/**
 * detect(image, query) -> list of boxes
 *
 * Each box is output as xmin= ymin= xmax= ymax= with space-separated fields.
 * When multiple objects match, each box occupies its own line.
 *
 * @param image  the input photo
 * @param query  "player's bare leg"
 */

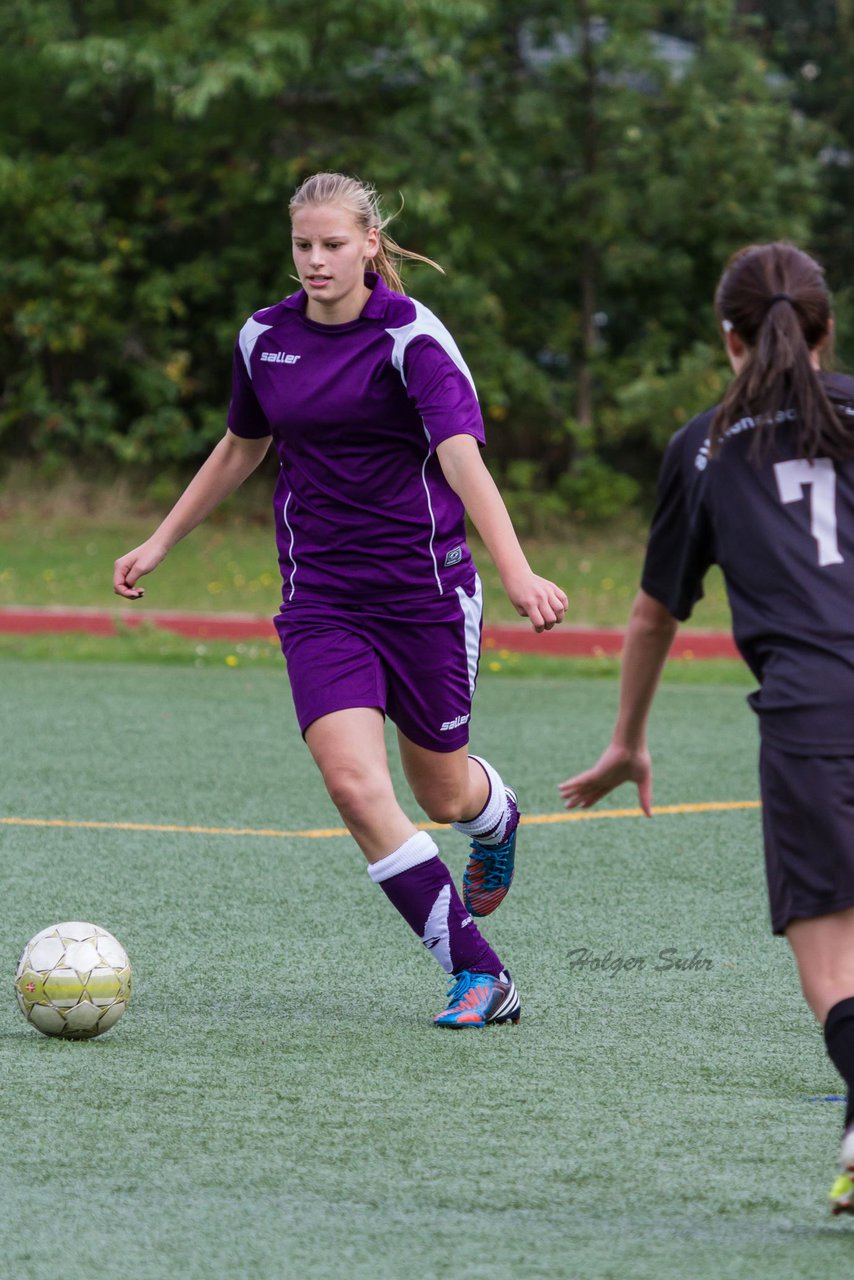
xmin=786 ymin=908 xmax=854 ymax=1022
xmin=305 ymin=707 xmax=414 ymax=861
xmin=787 ymin=907 xmax=854 ymax=1212
xmin=395 ymin=737 xmax=488 ymax=825
xmin=304 ymin=709 xmax=515 ymax=1022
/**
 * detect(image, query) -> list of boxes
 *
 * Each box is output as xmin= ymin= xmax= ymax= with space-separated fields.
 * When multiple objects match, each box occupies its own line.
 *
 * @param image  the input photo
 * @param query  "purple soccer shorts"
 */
xmin=274 ymin=576 xmax=483 ymax=752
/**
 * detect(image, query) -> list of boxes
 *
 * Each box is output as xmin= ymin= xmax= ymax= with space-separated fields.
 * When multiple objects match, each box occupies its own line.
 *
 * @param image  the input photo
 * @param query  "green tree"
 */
xmin=448 ymin=0 xmax=827 ymax=506
xmin=738 ymin=0 xmax=854 ymax=367
xmin=0 ymin=0 xmax=833 ymax=521
xmin=0 ymin=0 xmax=486 ymax=467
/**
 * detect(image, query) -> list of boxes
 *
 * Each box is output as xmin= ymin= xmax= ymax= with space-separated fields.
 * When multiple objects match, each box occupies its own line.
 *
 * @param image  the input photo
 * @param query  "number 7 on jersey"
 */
xmin=773 ymin=457 xmax=844 ymax=567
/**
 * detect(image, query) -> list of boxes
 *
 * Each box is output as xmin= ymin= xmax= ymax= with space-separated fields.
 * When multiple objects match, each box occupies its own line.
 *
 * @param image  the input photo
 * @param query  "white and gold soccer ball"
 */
xmin=15 ymin=922 xmax=132 ymax=1039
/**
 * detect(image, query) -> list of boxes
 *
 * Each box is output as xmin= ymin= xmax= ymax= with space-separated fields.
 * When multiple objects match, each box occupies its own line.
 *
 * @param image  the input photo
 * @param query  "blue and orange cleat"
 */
xmin=462 ymin=789 xmax=519 ymax=917
xmin=433 ymin=969 xmax=520 ymax=1029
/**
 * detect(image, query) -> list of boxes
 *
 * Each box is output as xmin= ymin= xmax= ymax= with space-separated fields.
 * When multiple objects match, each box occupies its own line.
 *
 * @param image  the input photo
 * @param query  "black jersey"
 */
xmin=641 ymin=372 xmax=854 ymax=754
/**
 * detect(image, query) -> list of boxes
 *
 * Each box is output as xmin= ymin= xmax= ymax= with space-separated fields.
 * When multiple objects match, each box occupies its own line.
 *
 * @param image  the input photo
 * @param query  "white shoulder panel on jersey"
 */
xmin=385 ymin=299 xmax=477 ymax=396
xmin=238 ymin=316 xmax=273 ymax=379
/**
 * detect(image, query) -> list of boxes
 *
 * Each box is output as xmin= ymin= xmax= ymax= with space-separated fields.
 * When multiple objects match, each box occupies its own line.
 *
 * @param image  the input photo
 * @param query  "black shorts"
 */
xmin=760 ymin=741 xmax=854 ymax=934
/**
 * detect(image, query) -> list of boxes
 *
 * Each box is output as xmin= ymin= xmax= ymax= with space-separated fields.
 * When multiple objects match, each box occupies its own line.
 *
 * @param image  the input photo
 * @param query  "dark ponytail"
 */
xmin=709 ymin=243 xmax=850 ymax=460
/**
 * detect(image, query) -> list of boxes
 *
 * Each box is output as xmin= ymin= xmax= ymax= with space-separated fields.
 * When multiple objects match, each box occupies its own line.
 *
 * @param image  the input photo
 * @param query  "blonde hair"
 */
xmin=288 ymin=172 xmax=444 ymax=293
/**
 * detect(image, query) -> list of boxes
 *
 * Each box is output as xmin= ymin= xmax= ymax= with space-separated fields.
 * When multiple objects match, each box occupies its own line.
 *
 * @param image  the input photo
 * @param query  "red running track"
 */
xmin=0 ymin=606 xmax=739 ymax=659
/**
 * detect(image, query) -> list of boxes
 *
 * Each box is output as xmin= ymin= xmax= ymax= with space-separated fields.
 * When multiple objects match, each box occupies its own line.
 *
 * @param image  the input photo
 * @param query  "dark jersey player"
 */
xmin=114 ymin=172 xmax=568 ymax=1028
xmin=559 ymin=242 xmax=854 ymax=1213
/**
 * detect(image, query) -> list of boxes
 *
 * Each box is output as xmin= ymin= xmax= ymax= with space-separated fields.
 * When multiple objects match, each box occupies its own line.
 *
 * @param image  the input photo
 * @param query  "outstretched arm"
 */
xmin=436 ymin=434 xmax=568 ymax=632
xmin=113 ymin=430 xmax=271 ymax=599
xmin=558 ymin=589 xmax=678 ymax=816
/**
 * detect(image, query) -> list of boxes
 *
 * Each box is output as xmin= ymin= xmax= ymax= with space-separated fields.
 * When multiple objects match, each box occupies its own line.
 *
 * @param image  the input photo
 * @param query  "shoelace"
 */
xmin=444 ymin=970 xmax=488 ymax=1003
xmin=468 ymin=838 xmax=514 ymax=889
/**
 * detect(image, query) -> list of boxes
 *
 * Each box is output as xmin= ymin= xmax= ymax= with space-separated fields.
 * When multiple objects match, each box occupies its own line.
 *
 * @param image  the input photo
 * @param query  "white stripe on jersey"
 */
xmin=455 ymin=574 xmax=483 ymax=697
xmin=420 ymin=427 xmax=444 ymax=595
xmin=385 ymin=299 xmax=478 ymax=394
xmin=281 ymin=491 xmax=298 ymax=601
xmin=239 ymin=317 xmax=273 ymax=378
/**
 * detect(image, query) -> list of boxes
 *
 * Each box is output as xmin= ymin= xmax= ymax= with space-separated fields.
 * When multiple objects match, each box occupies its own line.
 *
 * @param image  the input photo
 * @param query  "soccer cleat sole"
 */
xmin=434 ymin=1010 xmax=521 ymax=1030
xmin=465 ymin=886 xmax=512 ymax=918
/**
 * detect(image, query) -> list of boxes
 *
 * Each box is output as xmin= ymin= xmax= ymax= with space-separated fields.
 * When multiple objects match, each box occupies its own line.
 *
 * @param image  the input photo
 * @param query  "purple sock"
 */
xmin=368 ymin=832 xmax=504 ymax=977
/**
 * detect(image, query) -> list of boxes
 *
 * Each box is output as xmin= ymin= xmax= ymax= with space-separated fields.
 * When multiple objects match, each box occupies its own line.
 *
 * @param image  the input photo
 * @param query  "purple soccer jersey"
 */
xmin=227 ymin=272 xmax=486 ymax=602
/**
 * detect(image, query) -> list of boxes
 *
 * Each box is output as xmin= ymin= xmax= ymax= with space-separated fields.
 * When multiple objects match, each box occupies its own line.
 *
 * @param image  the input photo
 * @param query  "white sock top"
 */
xmin=452 ymin=755 xmax=509 ymax=841
xmin=367 ymin=830 xmax=439 ymax=884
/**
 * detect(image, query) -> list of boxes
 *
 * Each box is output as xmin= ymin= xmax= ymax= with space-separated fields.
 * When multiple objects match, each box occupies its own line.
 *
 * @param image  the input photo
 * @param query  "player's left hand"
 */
xmin=507 ymin=574 xmax=568 ymax=632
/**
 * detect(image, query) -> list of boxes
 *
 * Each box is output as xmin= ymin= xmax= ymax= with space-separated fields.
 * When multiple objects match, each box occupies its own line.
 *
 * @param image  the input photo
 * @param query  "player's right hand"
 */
xmin=505 ymin=571 xmax=568 ymax=633
xmin=113 ymin=540 xmax=168 ymax=599
xmin=558 ymin=742 xmax=653 ymax=817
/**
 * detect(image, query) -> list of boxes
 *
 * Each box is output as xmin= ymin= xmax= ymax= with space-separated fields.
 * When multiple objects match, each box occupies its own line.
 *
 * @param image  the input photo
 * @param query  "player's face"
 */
xmin=291 ymin=204 xmax=379 ymax=323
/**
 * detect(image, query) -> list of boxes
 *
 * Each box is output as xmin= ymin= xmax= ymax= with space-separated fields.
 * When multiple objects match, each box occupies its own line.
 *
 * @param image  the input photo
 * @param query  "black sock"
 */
xmin=824 ymin=997 xmax=854 ymax=1130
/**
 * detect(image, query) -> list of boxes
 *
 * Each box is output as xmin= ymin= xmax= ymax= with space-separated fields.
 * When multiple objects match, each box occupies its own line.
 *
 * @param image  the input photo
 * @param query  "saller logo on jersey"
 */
xmin=260 ymin=352 xmax=301 ymax=364
xmin=440 ymin=714 xmax=470 ymax=732
xmin=444 ymin=546 xmax=463 ymax=567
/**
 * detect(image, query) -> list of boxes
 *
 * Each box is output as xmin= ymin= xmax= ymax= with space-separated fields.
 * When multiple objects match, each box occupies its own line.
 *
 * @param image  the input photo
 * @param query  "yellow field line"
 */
xmin=0 ymin=800 xmax=760 ymax=842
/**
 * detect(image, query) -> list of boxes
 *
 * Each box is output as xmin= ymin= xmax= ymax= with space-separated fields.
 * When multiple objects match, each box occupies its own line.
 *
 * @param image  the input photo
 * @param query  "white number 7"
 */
xmin=773 ymin=458 xmax=844 ymax=567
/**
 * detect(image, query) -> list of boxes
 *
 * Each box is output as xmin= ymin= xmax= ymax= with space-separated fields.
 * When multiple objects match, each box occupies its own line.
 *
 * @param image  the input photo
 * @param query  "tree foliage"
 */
xmin=0 ymin=0 xmax=841 ymax=516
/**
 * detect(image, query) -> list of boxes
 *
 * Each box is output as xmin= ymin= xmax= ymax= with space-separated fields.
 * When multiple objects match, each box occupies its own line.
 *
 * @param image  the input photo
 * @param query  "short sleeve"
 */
xmin=227 ymin=340 xmax=271 ymax=439
xmin=402 ymin=336 xmax=486 ymax=451
xmin=641 ymin=427 xmax=716 ymax=621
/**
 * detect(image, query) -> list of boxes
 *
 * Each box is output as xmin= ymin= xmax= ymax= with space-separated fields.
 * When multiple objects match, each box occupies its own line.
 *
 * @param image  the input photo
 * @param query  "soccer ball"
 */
xmin=15 ymin=922 xmax=132 ymax=1039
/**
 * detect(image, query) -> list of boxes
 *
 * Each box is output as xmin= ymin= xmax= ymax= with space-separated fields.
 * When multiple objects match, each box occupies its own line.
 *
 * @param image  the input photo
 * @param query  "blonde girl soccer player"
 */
xmin=560 ymin=242 xmax=854 ymax=1210
xmin=114 ymin=172 xmax=567 ymax=1028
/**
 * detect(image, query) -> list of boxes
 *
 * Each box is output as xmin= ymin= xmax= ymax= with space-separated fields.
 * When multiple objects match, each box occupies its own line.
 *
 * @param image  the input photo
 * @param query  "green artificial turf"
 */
xmin=1 ymin=664 xmax=848 ymax=1279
